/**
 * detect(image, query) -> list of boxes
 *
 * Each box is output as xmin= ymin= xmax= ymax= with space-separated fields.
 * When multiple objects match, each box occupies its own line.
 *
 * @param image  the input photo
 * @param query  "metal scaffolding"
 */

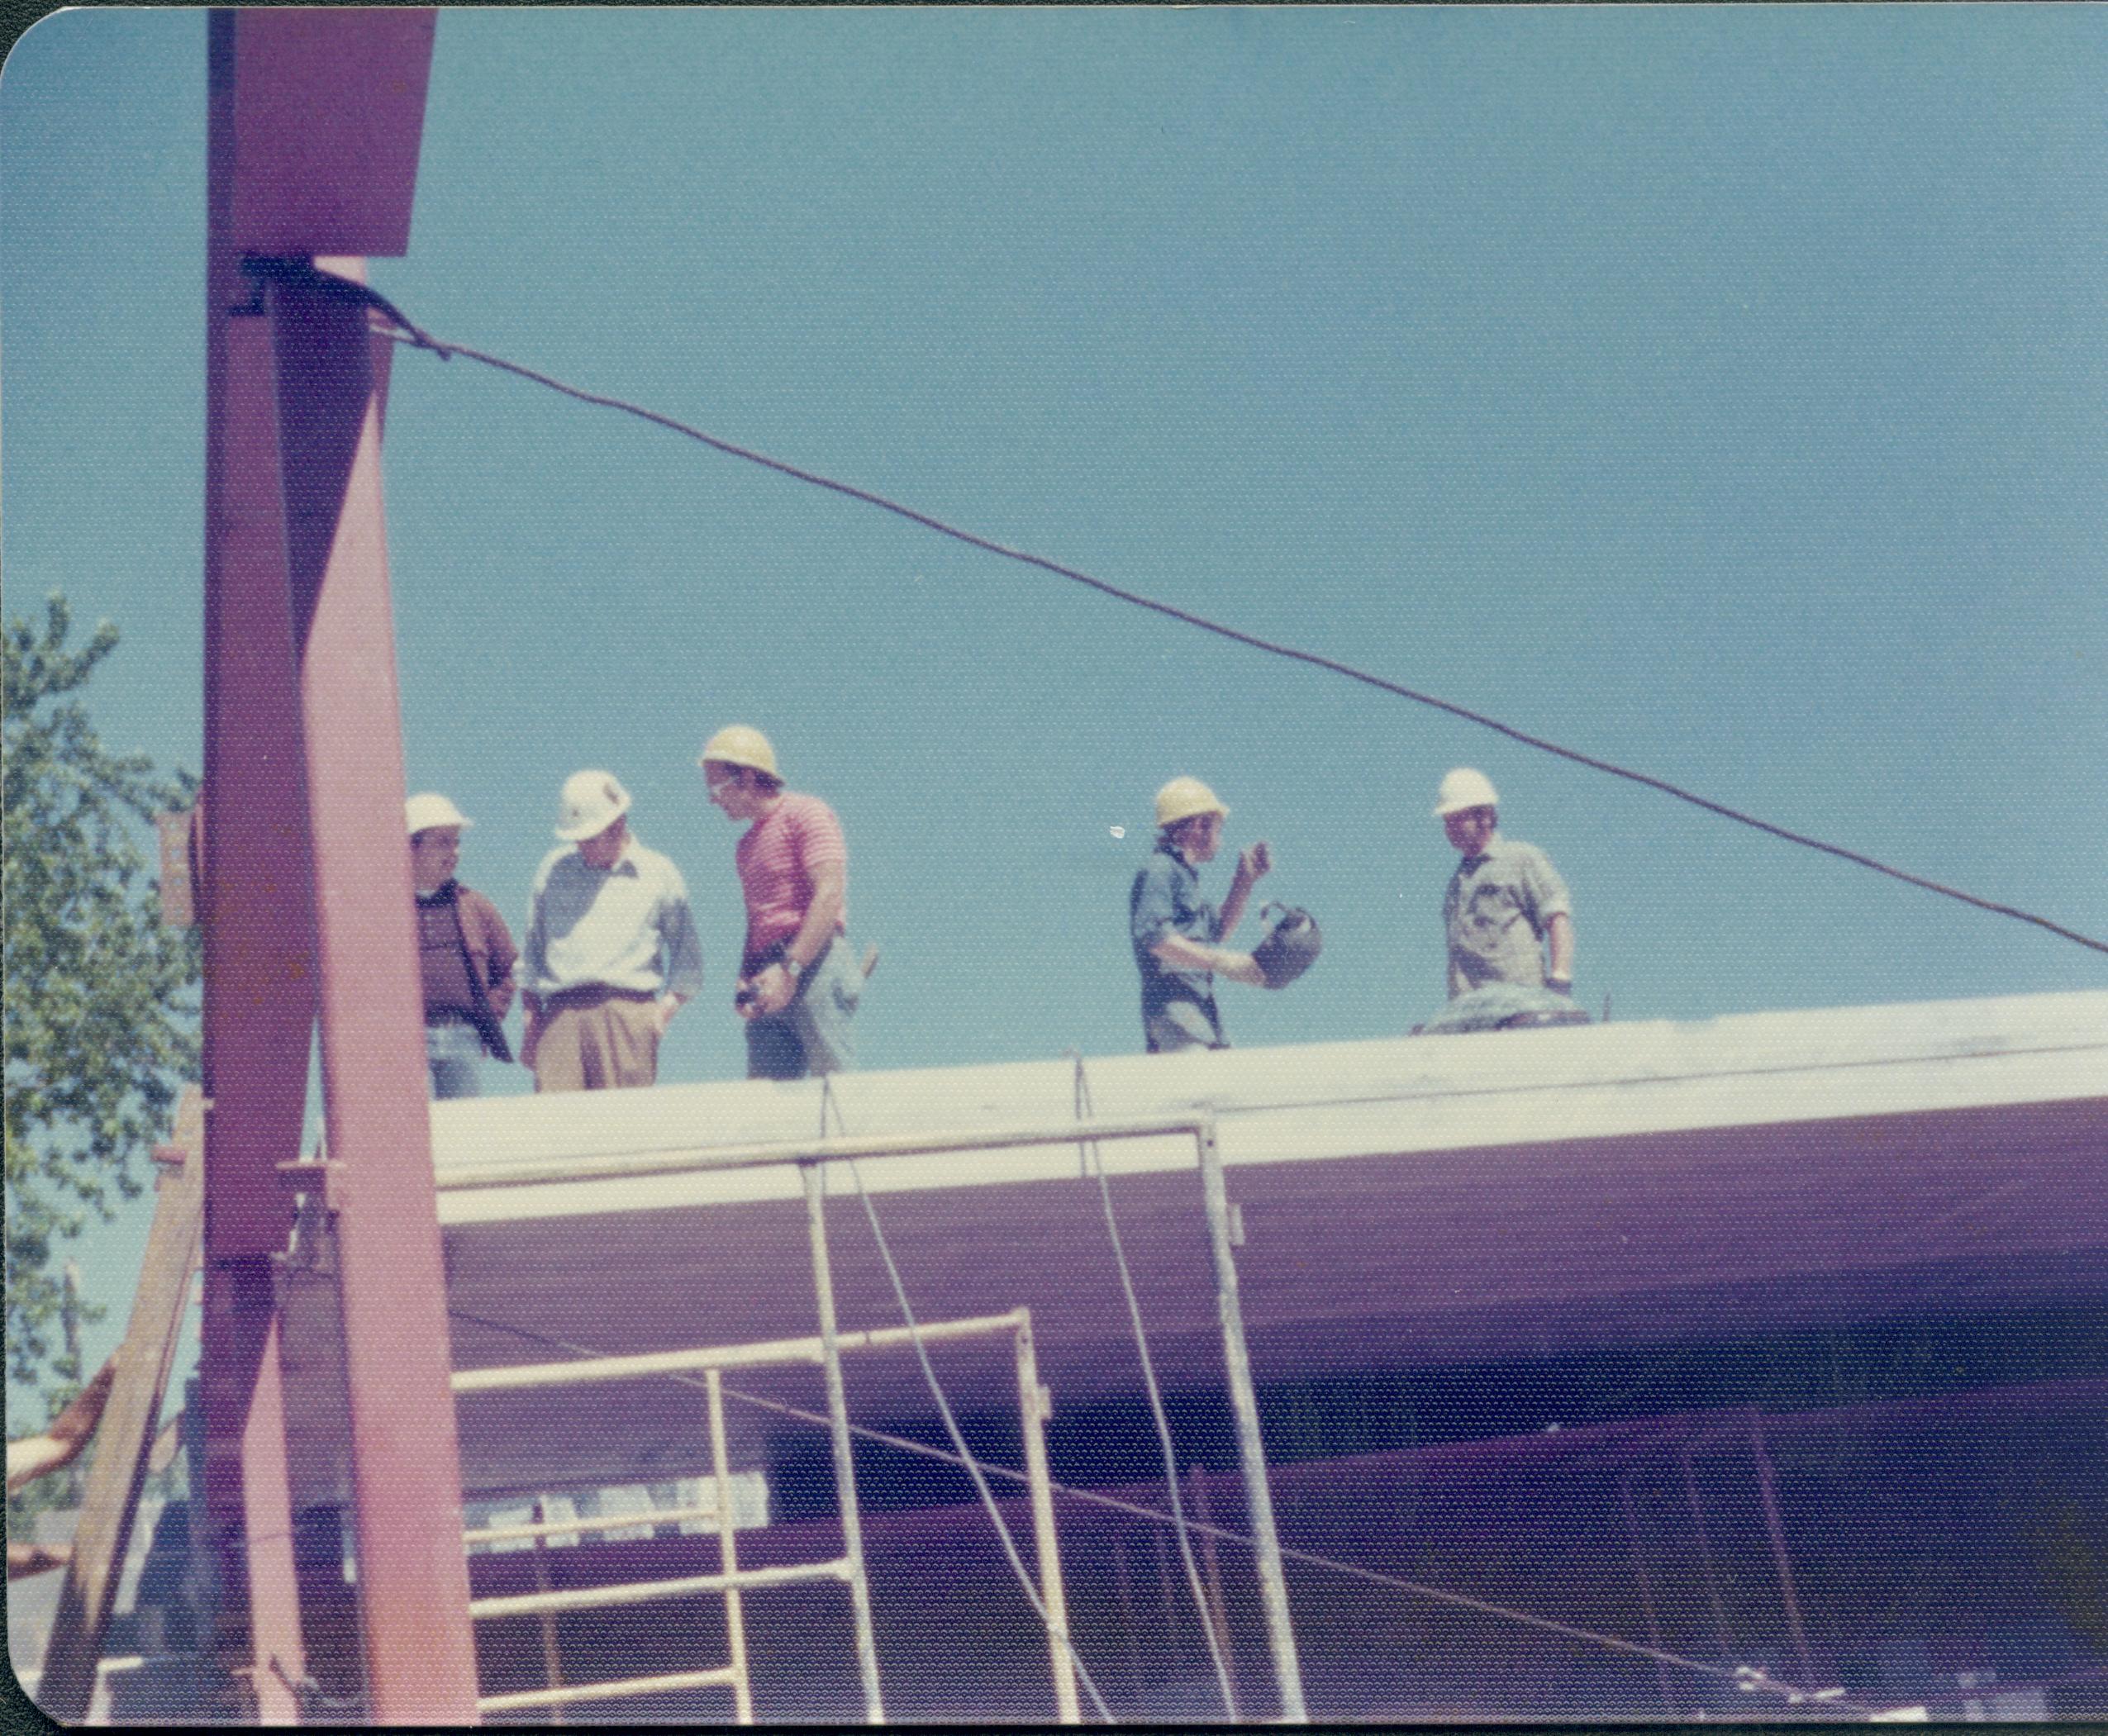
xmin=453 ymin=1308 xmax=1077 ymax=1723
xmin=430 ymin=1108 xmax=1310 ymax=1723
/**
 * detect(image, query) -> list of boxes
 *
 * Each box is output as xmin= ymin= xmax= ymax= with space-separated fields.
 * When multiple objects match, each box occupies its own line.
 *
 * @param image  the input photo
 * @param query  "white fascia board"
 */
xmin=431 ymin=991 xmax=2108 ymax=1227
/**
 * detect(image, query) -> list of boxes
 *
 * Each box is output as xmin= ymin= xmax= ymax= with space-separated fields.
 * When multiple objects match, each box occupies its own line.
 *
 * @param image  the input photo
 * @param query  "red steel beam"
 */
xmin=268 ymin=258 xmax=479 ymax=1723
xmin=225 ymin=8 xmax=435 ymax=255
xmin=202 ymin=9 xmax=475 ymax=1723
xmin=196 ymin=1263 xmax=304 ymax=1724
xmin=202 ymin=15 xmax=322 ymax=1723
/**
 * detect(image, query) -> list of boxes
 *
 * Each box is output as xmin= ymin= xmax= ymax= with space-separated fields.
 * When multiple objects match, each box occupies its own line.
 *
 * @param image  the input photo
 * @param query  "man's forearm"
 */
xmin=1547 ymin=913 xmax=1575 ymax=983
xmin=1153 ymin=934 xmax=1221 ymax=974
xmin=7 ymin=1436 xmax=69 ymax=1493
xmin=784 ymin=876 xmax=846 ymax=971
xmin=1152 ymin=933 xmax=1261 ymax=985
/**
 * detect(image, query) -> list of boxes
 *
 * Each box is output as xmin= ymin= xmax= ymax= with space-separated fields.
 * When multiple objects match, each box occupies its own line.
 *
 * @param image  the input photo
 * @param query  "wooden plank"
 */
xmin=35 ymin=1088 xmax=207 ymax=1723
xmin=153 ymin=806 xmax=199 ymax=929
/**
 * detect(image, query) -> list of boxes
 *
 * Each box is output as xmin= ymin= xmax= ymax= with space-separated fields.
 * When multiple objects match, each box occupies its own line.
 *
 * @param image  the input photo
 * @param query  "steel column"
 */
xmin=1617 ymin=1472 xmax=1679 ymax=1714
xmin=801 ymin=1163 xmax=886 ymax=1723
xmin=202 ymin=9 xmax=473 ymax=1721
xmin=265 ymin=259 xmax=478 ymax=1723
xmin=197 ymin=1264 xmax=307 ymax=1724
xmin=1677 ymin=1443 xmax=1738 ymax=1663
xmin=1194 ymin=1118 xmax=1308 ymax=1723
xmin=201 ymin=15 xmax=320 ymax=1716
xmin=1749 ymin=1408 xmax=1819 ymax=1686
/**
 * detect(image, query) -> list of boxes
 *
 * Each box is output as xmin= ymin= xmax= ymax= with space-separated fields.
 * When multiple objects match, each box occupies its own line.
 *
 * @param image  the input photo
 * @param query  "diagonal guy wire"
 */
xmin=361 ymin=310 xmax=2108 ymax=963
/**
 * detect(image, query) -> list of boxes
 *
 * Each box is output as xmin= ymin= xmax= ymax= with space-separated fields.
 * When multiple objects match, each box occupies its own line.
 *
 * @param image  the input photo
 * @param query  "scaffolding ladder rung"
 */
xmin=477 ymin=1666 xmax=740 ymax=1713
xmin=452 ymin=1309 xmax=1026 ymax=1393
xmin=464 ymin=1501 xmax=727 ymax=1548
xmin=470 ymin=1557 xmax=853 ymax=1621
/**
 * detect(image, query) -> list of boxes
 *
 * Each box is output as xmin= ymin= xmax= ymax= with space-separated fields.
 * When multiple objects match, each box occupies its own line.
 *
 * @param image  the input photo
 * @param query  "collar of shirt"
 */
xmin=1457 ymin=837 xmax=1504 ymax=873
xmin=582 ymin=836 xmax=643 ymax=876
xmin=416 ymin=879 xmax=459 ymax=906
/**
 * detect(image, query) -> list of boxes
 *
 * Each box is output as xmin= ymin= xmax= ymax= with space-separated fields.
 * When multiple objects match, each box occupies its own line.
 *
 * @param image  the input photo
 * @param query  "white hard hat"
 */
xmin=405 ymin=792 xmax=473 ymax=837
xmin=1155 ymin=777 xmax=1229 ymax=830
xmin=1433 ymin=767 xmax=1500 ymax=816
xmin=554 ymin=769 xmax=631 ymax=841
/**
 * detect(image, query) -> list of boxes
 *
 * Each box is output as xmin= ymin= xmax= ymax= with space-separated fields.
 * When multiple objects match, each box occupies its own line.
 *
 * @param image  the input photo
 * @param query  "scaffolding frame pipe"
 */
xmin=478 ymin=1667 xmax=740 ymax=1715
xmin=527 ymin=1496 xmax=568 ymax=1723
xmin=430 ymin=1112 xmax=1218 ymax=1193
xmin=469 ymin=1557 xmax=852 ymax=1622
xmin=451 ymin=1310 xmax=1030 ymax=1393
xmin=457 ymin=1306 xmax=1068 ymax=1721
xmin=707 ymin=1368 xmax=756 ymax=1724
xmin=1195 ymin=1118 xmax=1309 ymax=1723
xmin=441 ymin=1106 xmax=1296 ymax=1721
xmin=464 ymin=1504 xmax=731 ymax=1548
xmin=1013 ymin=1313 xmax=1082 ymax=1724
xmin=804 ymin=1163 xmax=887 ymax=1724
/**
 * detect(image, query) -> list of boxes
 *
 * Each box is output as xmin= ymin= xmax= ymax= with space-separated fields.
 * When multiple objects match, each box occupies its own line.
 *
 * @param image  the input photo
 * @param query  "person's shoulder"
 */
xmin=531 ymin=844 xmax=574 ymax=884
xmin=1135 ymin=843 xmax=1182 ymax=887
xmin=624 ymin=836 xmax=683 ymax=875
xmin=633 ymin=841 xmax=698 ymax=902
xmin=784 ymin=791 xmax=841 ymax=827
xmin=455 ymin=882 xmax=502 ymax=919
xmin=1496 ymin=837 xmax=1568 ymax=887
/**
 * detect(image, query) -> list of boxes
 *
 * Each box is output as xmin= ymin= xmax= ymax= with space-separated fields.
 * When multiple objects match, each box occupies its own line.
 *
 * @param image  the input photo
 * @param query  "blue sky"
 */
xmin=5 ymin=7 xmax=2105 ymax=1396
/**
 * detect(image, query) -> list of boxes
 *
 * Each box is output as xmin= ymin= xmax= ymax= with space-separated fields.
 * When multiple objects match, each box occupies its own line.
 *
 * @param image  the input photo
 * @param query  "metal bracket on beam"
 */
xmin=275 ymin=1158 xmax=345 ymax=1212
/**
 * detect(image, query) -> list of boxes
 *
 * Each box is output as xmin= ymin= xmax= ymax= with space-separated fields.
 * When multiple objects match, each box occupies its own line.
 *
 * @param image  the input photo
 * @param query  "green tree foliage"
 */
xmin=4 ymin=594 xmax=199 ymax=1399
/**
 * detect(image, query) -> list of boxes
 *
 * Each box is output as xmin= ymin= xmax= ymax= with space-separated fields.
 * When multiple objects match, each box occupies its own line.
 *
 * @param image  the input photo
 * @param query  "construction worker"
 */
xmin=407 ymin=792 xmax=518 ymax=1099
xmin=520 ymin=770 xmax=704 ymax=1092
xmin=1130 ymin=778 xmax=1272 ymax=1053
xmin=700 ymin=726 xmax=861 ymax=1080
xmin=1435 ymin=767 xmax=1575 ymax=1001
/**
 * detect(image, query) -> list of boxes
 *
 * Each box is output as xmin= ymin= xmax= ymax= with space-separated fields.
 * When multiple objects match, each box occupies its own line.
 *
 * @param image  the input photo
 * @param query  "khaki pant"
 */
xmin=533 ymin=988 xmax=661 ymax=1092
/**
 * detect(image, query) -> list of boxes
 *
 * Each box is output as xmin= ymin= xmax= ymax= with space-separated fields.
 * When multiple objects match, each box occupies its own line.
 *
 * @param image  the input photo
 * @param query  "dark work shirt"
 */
xmin=417 ymin=886 xmax=479 ymax=1020
xmin=416 ymin=881 xmax=518 ymax=1035
xmin=1130 ymin=841 xmax=1220 ymax=1019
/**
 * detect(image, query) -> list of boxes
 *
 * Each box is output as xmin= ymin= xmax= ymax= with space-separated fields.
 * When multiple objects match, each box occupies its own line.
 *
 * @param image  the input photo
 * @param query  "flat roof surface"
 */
xmin=283 ymin=992 xmax=2107 ymax=1503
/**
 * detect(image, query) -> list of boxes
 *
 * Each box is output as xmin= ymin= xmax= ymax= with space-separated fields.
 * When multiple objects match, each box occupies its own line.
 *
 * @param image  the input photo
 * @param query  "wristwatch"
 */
xmin=782 ymin=957 xmax=803 ymax=982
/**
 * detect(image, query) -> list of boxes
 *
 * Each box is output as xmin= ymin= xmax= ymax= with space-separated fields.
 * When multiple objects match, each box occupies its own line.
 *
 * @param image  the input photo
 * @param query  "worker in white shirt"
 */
xmin=520 ymin=770 xmax=704 ymax=1092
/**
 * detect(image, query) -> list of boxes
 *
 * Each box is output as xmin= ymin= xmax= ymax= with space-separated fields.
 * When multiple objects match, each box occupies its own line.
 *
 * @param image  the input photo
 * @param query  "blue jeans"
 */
xmin=745 ymin=936 xmax=860 ymax=1080
xmin=426 ymin=1020 xmax=484 ymax=1100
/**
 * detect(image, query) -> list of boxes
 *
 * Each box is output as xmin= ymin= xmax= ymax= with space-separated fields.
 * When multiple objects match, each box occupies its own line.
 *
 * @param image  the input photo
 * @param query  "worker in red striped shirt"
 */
xmin=699 ymin=726 xmax=861 ymax=1079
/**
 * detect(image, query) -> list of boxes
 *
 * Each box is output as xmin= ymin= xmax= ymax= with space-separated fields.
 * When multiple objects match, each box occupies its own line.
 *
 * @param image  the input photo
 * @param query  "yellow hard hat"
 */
xmin=1154 ymin=777 xmax=1228 ymax=830
xmin=697 ymin=725 xmax=779 ymax=779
